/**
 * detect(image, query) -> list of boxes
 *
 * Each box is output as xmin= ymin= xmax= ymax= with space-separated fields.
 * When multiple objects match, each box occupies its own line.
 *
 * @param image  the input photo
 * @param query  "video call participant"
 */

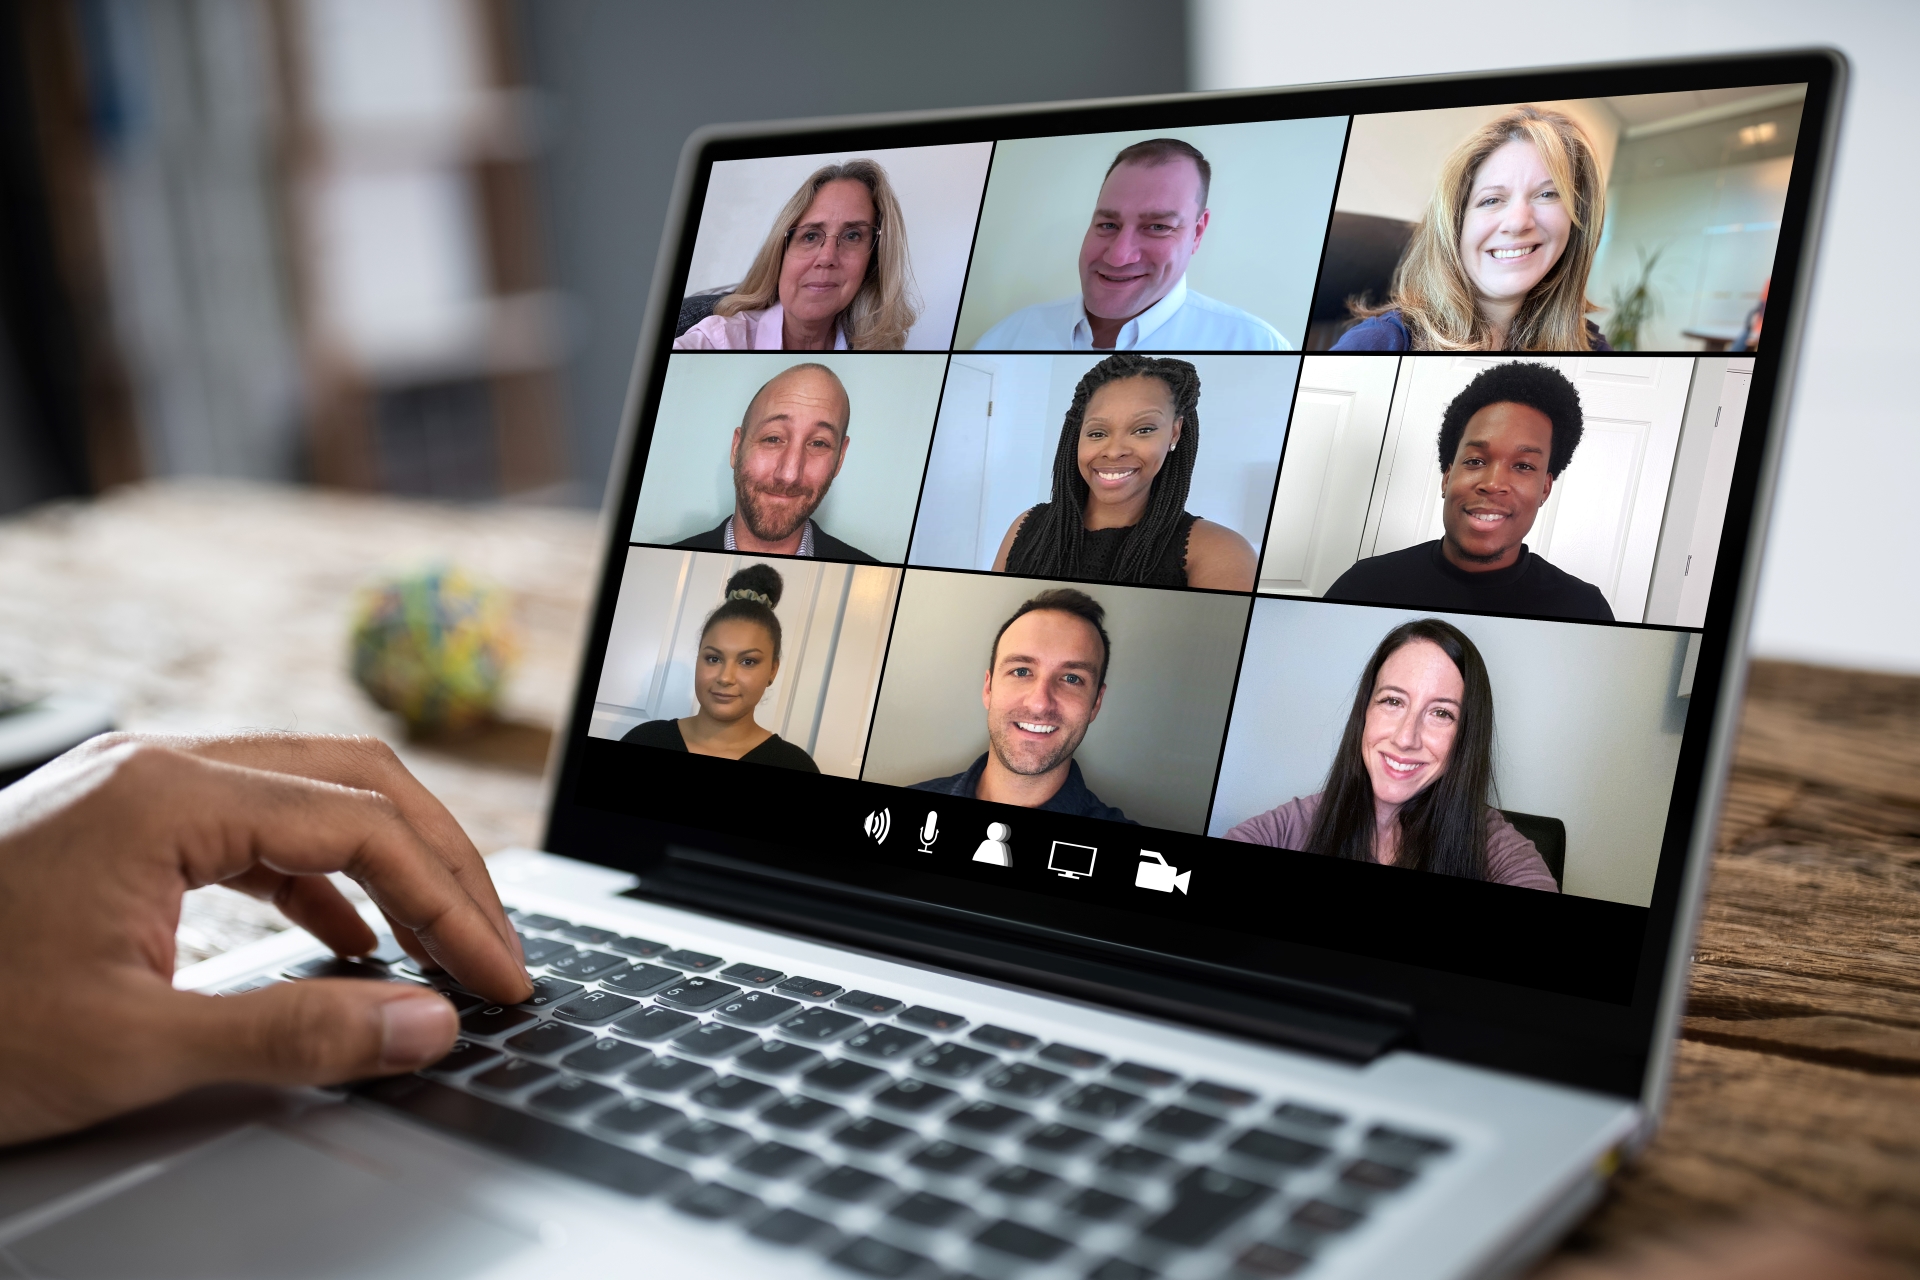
xmin=1333 ymin=107 xmax=1611 ymax=352
xmin=1324 ymin=362 xmax=1613 ymax=621
xmin=974 ymin=139 xmax=1288 ymax=352
xmin=911 ymin=588 xmax=1131 ymax=822
xmin=993 ymin=354 xmax=1256 ymax=590
xmin=1226 ymin=619 xmax=1556 ymax=890
xmin=621 ymin=565 xmax=819 ymax=772
xmin=675 ymin=159 xmax=920 ymax=351
xmin=673 ymin=362 xmax=877 ymax=562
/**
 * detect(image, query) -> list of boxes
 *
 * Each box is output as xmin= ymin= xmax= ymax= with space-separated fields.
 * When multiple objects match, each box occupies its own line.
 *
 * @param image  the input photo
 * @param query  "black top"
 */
xmin=1006 ymin=506 xmax=1196 ymax=586
xmin=620 ymin=718 xmax=820 ymax=773
xmin=671 ymin=518 xmax=879 ymax=564
xmin=910 ymin=753 xmax=1133 ymax=823
xmin=1324 ymin=540 xmax=1614 ymax=621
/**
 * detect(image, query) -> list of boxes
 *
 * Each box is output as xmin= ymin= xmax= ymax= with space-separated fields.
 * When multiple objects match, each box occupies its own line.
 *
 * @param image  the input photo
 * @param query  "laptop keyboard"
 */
xmin=260 ymin=908 xmax=1456 ymax=1279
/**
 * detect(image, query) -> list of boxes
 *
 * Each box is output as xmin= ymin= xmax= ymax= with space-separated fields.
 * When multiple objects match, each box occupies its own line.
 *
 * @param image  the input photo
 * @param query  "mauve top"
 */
xmin=1222 ymin=792 xmax=1559 ymax=892
xmin=1329 ymin=310 xmax=1613 ymax=352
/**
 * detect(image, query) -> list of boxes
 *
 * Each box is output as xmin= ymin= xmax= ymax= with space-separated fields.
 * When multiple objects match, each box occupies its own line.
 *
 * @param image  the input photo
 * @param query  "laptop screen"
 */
xmin=550 ymin=60 xmax=1833 ymax=1033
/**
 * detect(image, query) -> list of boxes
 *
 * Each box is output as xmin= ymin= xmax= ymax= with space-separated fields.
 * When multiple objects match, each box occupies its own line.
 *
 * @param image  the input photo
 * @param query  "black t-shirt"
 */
xmin=1324 ymin=541 xmax=1614 ymax=621
xmin=620 ymin=718 xmax=820 ymax=772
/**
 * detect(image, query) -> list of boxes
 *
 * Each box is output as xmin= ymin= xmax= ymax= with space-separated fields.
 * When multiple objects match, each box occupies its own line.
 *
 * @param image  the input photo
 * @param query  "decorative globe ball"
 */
xmin=349 ymin=566 xmax=517 ymax=736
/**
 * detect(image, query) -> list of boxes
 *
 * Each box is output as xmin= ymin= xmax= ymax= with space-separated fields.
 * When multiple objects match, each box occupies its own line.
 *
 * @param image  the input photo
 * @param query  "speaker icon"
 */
xmin=863 ymin=809 xmax=891 ymax=844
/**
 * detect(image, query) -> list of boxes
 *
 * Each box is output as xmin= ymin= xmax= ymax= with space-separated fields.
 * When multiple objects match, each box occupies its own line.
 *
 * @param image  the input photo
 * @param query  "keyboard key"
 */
xmin=429 ymin=988 xmax=485 ymax=1015
xmin=1038 ymin=1043 xmax=1108 ymax=1071
xmin=611 ymin=1006 xmax=698 ymax=1043
xmin=833 ymin=1116 xmax=913 ymax=1153
xmin=983 ymin=1062 xmax=1067 ymax=1099
xmin=983 ymin=1165 xmax=1059 ymax=1199
xmin=712 ymin=991 xmax=800 ymax=1027
xmin=671 ymin=1181 xmax=759 ymax=1220
xmin=834 ymin=990 xmax=904 ymax=1017
xmin=776 ymin=1007 xmax=863 ymax=1043
xmin=1342 ymin=1158 xmax=1417 ymax=1191
xmin=517 ymin=976 xmax=585 ymax=1009
xmin=553 ymin=990 xmax=640 ymax=1026
xmin=1291 ymin=1198 xmax=1363 ymax=1234
xmin=809 ymin=1165 xmax=890 ymax=1203
xmin=1063 ymin=1187 xmax=1135 ymax=1221
xmin=1143 ymin=1168 xmax=1272 ymax=1247
xmin=516 ymin=934 xmax=573 ymax=964
xmin=692 ymin=1076 xmax=776 ymax=1112
xmin=606 ymin=935 xmax=669 ymax=959
xmin=1142 ymin=1105 xmax=1223 ymax=1143
xmin=1087 ymin=1258 xmax=1157 ymax=1280
xmin=906 ymin=1140 xmax=990 ymax=1177
xmin=513 ymin=913 xmax=567 ymax=932
xmin=1187 ymin=1081 xmax=1258 ymax=1110
xmin=660 ymin=949 xmax=723 ymax=972
xmin=947 ymin=1101 xmax=1030 ymax=1137
xmin=969 ymin=1025 xmax=1038 ymax=1052
xmin=1228 ymin=1130 xmax=1330 ymax=1169
xmin=1274 ymin=1102 xmax=1345 ymax=1131
xmin=1110 ymin=1062 xmax=1180 ymax=1089
xmin=1237 ymin=1243 xmax=1312 ymax=1276
xmin=506 ymin=1021 xmax=592 ymax=1057
xmin=1023 ymin=1122 xmax=1100 ymax=1157
xmin=830 ymin=1236 xmax=928 ymax=1279
xmin=1100 ymin=1144 xmax=1172 ymax=1177
xmin=594 ymin=1097 xmax=685 ymax=1138
xmin=424 ymin=1040 xmax=500 ymax=1077
xmin=774 ymin=975 xmax=844 ymax=1000
xmin=761 ymin=1095 xmax=845 ymax=1132
xmin=558 ymin=923 xmax=619 ymax=946
xmin=601 ymin=964 xmax=682 ymax=996
xmin=1366 ymin=1125 xmax=1452 ymax=1160
xmin=653 ymin=977 xmax=740 ymax=1012
xmin=627 ymin=1056 xmax=715 ymax=1094
xmin=912 ymin=1042 xmax=997 ymax=1081
xmin=870 ymin=1079 xmax=954 ymax=1116
xmin=1059 ymin=1084 xmax=1144 ymax=1122
xmin=749 ymin=1207 xmax=834 ymax=1247
xmin=461 ymin=1004 xmax=536 ymax=1038
xmin=803 ymin=1058 xmax=886 ymax=1095
xmin=663 ymin=1118 xmax=749 ymax=1158
xmin=896 ymin=1005 xmax=966 ymax=1033
xmin=719 ymin=962 xmax=782 ymax=986
xmin=843 ymin=1025 xmax=929 ymax=1063
xmin=672 ymin=1022 xmax=758 ymax=1060
xmin=471 ymin=1058 xmax=557 ymax=1095
xmin=734 ymin=1140 xmax=815 ymax=1180
xmin=732 ymin=1039 xmax=822 ymax=1077
xmin=561 ymin=1038 xmax=650 ymax=1077
xmin=528 ymin=1078 xmax=618 ymax=1119
xmin=529 ymin=945 xmax=583 ymax=971
xmin=888 ymin=1190 xmax=966 ymax=1227
xmin=974 ymin=1219 xmax=1070 ymax=1262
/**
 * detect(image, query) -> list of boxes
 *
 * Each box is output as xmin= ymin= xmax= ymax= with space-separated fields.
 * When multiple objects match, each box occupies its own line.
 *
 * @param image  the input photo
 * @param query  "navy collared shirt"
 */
xmin=909 ymin=753 xmax=1133 ymax=824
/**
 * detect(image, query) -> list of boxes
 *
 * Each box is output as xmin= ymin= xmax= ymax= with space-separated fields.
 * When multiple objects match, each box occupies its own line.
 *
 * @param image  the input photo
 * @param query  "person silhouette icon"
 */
xmin=972 ymin=822 xmax=1013 ymax=867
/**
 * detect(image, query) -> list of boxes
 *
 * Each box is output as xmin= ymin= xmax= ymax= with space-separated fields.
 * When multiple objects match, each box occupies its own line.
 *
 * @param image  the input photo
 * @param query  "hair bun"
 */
xmin=725 ymin=563 xmax=784 ymax=609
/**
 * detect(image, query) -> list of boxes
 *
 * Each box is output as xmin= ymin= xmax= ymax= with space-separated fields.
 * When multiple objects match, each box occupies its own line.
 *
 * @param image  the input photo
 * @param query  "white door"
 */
xmin=1675 ymin=362 xmax=1750 ymax=628
xmin=908 ymin=360 xmax=993 ymax=570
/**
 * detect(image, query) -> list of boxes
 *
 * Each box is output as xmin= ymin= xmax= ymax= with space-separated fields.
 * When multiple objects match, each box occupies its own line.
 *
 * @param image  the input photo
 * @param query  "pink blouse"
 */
xmin=1223 ymin=793 xmax=1560 ymax=892
xmin=673 ymin=303 xmax=848 ymax=351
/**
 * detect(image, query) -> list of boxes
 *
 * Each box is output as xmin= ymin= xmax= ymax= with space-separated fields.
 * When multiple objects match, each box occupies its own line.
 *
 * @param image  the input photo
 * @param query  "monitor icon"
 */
xmin=1047 ymin=841 xmax=1098 ymax=880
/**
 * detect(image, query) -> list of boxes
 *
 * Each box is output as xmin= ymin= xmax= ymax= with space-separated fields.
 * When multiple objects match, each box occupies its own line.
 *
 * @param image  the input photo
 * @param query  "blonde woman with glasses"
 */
xmin=1334 ymin=107 xmax=1610 ymax=352
xmin=676 ymin=159 xmax=921 ymax=351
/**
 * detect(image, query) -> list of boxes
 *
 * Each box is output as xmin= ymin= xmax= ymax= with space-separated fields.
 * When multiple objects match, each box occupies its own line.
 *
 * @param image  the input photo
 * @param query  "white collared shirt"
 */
xmin=674 ymin=302 xmax=849 ymax=351
xmin=972 ymin=277 xmax=1291 ymax=351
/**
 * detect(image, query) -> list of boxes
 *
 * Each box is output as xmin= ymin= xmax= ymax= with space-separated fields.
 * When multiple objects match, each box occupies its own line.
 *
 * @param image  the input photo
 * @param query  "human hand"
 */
xmin=0 ymin=732 xmax=532 ymax=1146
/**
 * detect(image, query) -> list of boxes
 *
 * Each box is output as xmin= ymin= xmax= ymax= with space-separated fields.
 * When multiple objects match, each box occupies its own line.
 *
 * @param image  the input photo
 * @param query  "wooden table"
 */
xmin=2 ymin=483 xmax=1915 ymax=1272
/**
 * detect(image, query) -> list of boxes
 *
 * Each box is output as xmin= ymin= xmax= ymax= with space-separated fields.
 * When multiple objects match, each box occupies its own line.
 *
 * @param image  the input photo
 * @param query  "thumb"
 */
xmin=169 ymin=980 xmax=459 ymax=1088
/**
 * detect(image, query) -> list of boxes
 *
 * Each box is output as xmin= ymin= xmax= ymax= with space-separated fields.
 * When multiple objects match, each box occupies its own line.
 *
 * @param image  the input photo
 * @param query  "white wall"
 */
xmin=1193 ymin=0 xmax=1920 ymax=676
xmin=1208 ymin=598 xmax=1686 ymax=906
xmin=683 ymin=143 xmax=993 ymax=350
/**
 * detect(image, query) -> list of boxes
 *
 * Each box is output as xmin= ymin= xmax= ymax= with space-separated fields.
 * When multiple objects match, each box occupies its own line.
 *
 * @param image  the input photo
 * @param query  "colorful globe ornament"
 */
xmin=349 ymin=566 xmax=517 ymax=736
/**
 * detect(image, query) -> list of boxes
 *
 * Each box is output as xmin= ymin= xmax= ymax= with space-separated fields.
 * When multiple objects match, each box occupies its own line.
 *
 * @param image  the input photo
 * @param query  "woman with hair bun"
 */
xmin=620 ymin=564 xmax=820 ymax=772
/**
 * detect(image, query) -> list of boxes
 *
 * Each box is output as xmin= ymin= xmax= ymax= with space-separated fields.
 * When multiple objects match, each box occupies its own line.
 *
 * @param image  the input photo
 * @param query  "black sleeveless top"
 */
xmin=1006 ymin=505 xmax=1197 ymax=586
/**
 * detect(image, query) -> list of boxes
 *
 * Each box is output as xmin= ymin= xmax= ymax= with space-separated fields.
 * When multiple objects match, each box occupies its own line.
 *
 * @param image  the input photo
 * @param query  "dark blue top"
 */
xmin=1329 ymin=310 xmax=1613 ymax=352
xmin=909 ymin=753 xmax=1133 ymax=824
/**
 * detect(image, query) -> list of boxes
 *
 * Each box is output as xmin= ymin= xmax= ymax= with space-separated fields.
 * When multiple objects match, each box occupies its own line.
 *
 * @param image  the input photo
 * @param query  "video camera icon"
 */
xmin=1135 ymin=851 xmax=1190 ymax=895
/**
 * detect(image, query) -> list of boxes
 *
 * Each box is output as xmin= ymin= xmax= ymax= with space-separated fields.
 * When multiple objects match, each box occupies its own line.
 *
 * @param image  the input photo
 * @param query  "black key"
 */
xmin=803 ymin=1058 xmax=886 ymax=1095
xmin=810 ymin=1165 xmax=890 ymax=1203
xmin=513 ymin=913 xmax=568 ymax=932
xmin=626 ymin=1056 xmax=716 ymax=1094
xmin=907 ymin=1140 xmax=990 ymax=1177
xmin=776 ymin=1007 xmax=863 ymax=1043
xmin=974 ymin=1219 xmax=1070 ymax=1262
xmin=553 ymin=990 xmax=640 ymax=1026
xmin=430 ymin=988 xmax=486 ymax=1015
xmin=983 ymin=1165 xmax=1059 ymax=1199
xmin=529 ymin=945 xmax=584 ymax=970
xmin=1228 ymin=1130 xmax=1330 ymax=1169
xmin=528 ymin=1077 xmax=618 ymax=1119
xmin=672 ymin=1024 xmax=756 ymax=1061
xmin=1237 ymin=1243 xmax=1311 ymax=1276
xmin=594 ymin=1097 xmax=685 ymax=1138
xmin=843 ymin=1025 xmax=929 ymax=1063
xmin=506 ymin=1021 xmax=592 ymax=1058
xmin=654 ymin=977 xmax=742 ymax=1012
xmin=356 ymin=1075 xmax=683 ymax=1198
xmin=1143 ymin=1168 xmax=1273 ymax=1247
xmin=984 ymin=1063 xmax=1067 ymax=1099
xmin=871 ymin=1079 xmax=954 ymax=1116
xmin=913 ymin=1042 xmax=997 ymax=1081
xmin=424 ymin=1040 xmax=501 ymax=1077
xmin=969 ymin=1025 xmax=1038 ymax=1053
xmin=548 ymin=950 xmax=627 ymax=982
xmin=1087 ymin=1259 xmax=1157 ymax=1280
xmin=561 ymin=1038 xmax=650 ymax=1077
xmin=663 ymin=1118 xmax=749 ymax=1158
xmin=1342 ymin=1158 xmax=1417 ymax=1191
xmin=461 ymin=1004 xmax=536 ymax=1038
xmin=750 ymin=1207 xmax=834 ymax=1247
xmin=1187 ymin=1081 xmax=1258 ymax=1110
xmin=1038 ymin=1043 xmax=1108 ymax=1071
xmin=660 ymin=949 xmax=723 ymax=972
xmin=1111 ymin=1062 xmax=1180 ymax=1089
xmin=672 ymin=1181 xmax=760 ymax=1220
xmin=830 ymin=1237 xmax=929 ymax=1279
xmin=1291 ymin=1198 xmax=1363 ymax=1234
xmin=833 ymin=1116 xmax=913 ymax=1153
xmin=1059 ymin=1084 xmax=1144 ymax=1122
xmin=692 ymin=1076 xmax=776 ymax=1112
xmin=1023 ymin=1122 xmax=1101 ymax=1157
xmin=516 ymin=933 xmax=573 ymax=964
xmin=712 ymin=991 xmax=801 ymax=1027
xmin=601 ymin=964 xmax=682 ymax=996
xmin=947 ymin=1101 xmax=1030 ymax=1137
xmin=1142 ymin=1105 xmax=1223 ymax=1143
xmin=774 ymin=976 xmax=844 ymax=1001
xmin=761 ymin=1095 xmax=845 ymax=1132
xmin=1063 ymin=1187 xmax=1135 ymax=1221
xmin=896 ymin=1005 xmax=966 ymax=1033
xmin=733 ymin=1039 xmax=822 ymax=1077
xmin=734 ymin=1140 xmax=814 ymax=1180
xmin=888 ymin=1190 xmax=966 ymax=1228
xmin=518 ymin=975 xmax=585 ymax=1009
xmin=1274 ymin=1102 xmax=1345 ymax=1131
xmin=1101 ymin=1144 xmax=1172 ymax=1177
xmin=834 ymin=990 xmax=904 ymax=1017
xmin=559 ymin=923 xmax=619 ymax=946
xmin=607 ymin=935 xmax=669 ymax=959
xmin=284 ymin=955 xmax=393 ymax=981
xmin=1366 ymin=1124 xmax=1452 ymax=1160
xmin=719 ymin=963 xmax=782 ymax=986
xmin=471 ymin=1058 xmax=558 ymax=1095
xmin=610 ymin=1006 xmax=697 ymax=1043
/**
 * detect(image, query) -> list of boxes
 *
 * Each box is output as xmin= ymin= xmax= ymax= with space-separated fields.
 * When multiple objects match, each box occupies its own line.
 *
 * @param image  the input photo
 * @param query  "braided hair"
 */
xmin=1005 ymin=354 xmax=1201 ymax=584
xmin=701 ymin=564 xmax=784 ymax=662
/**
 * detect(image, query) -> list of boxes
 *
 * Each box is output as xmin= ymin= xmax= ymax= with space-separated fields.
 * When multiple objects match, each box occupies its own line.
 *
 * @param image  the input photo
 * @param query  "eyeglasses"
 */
xmin=784 ymin=223 xmax=878 ymax=258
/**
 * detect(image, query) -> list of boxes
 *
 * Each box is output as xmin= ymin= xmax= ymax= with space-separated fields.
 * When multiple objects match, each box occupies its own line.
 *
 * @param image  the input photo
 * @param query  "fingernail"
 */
xmin=380 ymin=995 xmax=456 ymax=1069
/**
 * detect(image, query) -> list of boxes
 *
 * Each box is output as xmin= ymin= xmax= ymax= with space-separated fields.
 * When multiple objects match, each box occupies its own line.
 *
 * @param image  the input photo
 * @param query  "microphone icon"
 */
xmin=917 ymin=811 xmax=940 ymax=854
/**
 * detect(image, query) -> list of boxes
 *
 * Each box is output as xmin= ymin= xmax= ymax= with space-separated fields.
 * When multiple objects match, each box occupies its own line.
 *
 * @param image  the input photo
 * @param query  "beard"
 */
xmin=987 ymin=715 xmax=1088 ymax=780
xmin=734 ymin=468 xmax=824 ymax=543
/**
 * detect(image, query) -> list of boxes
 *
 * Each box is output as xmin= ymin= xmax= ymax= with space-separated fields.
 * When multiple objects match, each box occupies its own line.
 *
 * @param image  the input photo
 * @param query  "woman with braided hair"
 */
xmin=991 ymin=354 xmax=1256 ymax=590
xmin=621 ymin=564 xmax=819 ymax=771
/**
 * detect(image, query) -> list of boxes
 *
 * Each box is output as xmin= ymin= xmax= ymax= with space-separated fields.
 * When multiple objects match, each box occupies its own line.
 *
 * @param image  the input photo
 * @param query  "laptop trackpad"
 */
xmin=2 ymin=1124 xmax=534 ymax=1279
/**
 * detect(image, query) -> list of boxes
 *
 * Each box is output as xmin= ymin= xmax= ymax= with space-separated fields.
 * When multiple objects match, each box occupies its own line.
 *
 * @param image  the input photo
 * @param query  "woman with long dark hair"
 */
xmin=621 ymin=564 xmax=819 ymax=772
xmin=1225 ymin=619 xmax=1556 ymax=889
xmin=990 ymin=354 xmax=1256 ymax=590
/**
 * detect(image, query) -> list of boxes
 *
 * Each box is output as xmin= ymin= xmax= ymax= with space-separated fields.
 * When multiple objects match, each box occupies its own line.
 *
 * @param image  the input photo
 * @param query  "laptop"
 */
xmin=0 ymin=49 xmax=1842 ymax=1280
